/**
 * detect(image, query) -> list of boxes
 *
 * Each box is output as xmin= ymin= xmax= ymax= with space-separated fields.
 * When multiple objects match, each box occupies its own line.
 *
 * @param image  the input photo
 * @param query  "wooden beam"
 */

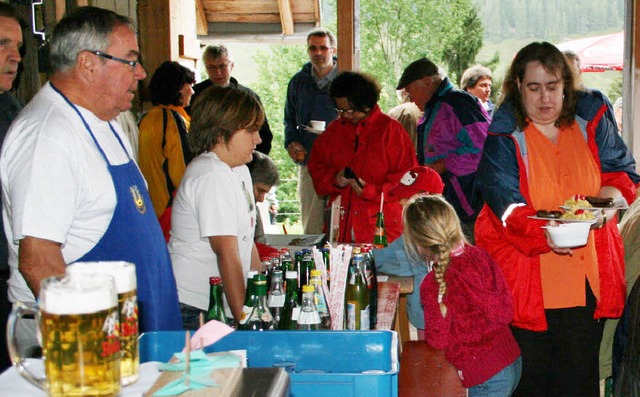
xmin=206 ymin=13 xmax=307 ymax=24
xmin=314 ymin=0 xmax=321 ymax=26
xmin=55 ymin=0 xmax=65 ymax=20
xmin=204 ymin=1 xmax=281 ymax=13
xmin=195 ymin=0 xmax=208 ymax=35
xmin=336 ymin=0 xmax=356 ymax=71
xmin=137 ymin=0 xmax=172 ymax=102
xmin=277 ymin=0 xmax=295 ymax=35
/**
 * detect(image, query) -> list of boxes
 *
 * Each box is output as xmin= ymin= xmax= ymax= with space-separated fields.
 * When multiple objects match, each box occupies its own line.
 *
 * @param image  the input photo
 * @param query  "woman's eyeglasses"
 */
xmin=335 ymin=107 xmax=356 ymax=115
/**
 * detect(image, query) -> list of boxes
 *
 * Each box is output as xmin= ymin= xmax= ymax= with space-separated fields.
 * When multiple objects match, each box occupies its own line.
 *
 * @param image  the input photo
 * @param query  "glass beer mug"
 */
xmin=7 ymin=273 xmax=121 ymax=397
xmin=67 ymin=261 xmax=139 ymax=385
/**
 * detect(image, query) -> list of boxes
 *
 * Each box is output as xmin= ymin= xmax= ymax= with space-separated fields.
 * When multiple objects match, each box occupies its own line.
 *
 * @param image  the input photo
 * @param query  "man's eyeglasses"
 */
xmin=335 ymin=107 xmax=356 ymax=115
xmin=91 ymin=51 xmax=138 ymax=70
xmin=308 ymin=45 xmax=331 ymax=52
xmin=206 ymin=63 xmax=232 ymax=72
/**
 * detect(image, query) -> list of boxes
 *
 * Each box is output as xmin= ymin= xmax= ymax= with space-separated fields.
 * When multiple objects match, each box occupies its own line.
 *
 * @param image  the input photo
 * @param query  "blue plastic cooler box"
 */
xmin=139 ymin=330 xmax=399 ymax=397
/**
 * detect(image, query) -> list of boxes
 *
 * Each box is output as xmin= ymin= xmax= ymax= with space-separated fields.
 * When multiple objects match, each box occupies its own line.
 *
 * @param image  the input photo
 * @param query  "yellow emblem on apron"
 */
xmin=130 ymin=185 xmax=146 ymax=214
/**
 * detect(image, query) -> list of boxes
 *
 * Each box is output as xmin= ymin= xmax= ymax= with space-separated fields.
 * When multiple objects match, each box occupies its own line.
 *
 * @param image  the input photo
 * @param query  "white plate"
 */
xmin=528 ymin=216 xmax=597 ymax=224
xmin=560 ymin=197 xmax=629 ymax=210
xmin=304 ymin=126 xmax=324 ymax=134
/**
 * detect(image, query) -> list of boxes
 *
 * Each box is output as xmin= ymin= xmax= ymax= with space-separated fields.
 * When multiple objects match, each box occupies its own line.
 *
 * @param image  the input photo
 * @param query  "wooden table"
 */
xmin=374 ymin=277 xmax=415 ymax=354
xmin=379 ymin=275 xmax=414 ymax=347
xmin=374 ymin=281 xmax=400 ymax=331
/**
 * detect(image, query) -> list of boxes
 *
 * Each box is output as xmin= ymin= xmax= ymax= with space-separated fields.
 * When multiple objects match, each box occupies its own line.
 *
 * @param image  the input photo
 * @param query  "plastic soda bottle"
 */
xmin=267 ymin=269 xmax=285 ymax=327
xmin=309 ymin=269 xmax=331 ymax=329
xmin=297 ymin=284 xmax=321 ymax=330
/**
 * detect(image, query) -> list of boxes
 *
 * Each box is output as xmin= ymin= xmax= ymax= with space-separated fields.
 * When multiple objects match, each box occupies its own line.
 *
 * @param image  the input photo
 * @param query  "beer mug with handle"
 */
xmin=67 ymin=261 xmax=139 ymax=386
xmin=7 ymin=273 xmax=121 ymax=397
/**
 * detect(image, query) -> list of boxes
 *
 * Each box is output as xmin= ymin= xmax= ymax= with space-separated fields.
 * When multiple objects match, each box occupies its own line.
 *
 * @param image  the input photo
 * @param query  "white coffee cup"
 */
xmin=309 ymin=120 xmax=326 ymax=131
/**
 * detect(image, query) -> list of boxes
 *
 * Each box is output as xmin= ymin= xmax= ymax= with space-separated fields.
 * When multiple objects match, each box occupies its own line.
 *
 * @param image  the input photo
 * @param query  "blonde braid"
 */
xmin=433 ymin=245 xmax=452 ymax=317
xmin=402 ymin=194 xmax=466 ymax=319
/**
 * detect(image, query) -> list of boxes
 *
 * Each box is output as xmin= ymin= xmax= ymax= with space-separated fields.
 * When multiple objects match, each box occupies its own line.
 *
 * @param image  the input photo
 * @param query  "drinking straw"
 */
xmin=185 ymin=331 xmax=191 ymax=387
xmin=379 ymin=192 xmax=384 ymax=213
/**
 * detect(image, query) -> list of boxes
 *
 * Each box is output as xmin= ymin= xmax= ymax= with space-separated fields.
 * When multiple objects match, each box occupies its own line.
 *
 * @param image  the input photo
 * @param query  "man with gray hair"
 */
xmin=248 ymin=151 xmax=280 ymax=244
xmin=0 ymin=2 xmax=23 ymax=370
xmin=460 ymin=64 xmax=494 ymax=118
xmin=284 ymin=28 xmax=338 ymax=235
xmin=397 ymin=58 xmax=489 ymax=241
xmin=190 ymin=45 xmax=272 ymax=154
xmin=0 ymin=6 xmax=182 ymax=335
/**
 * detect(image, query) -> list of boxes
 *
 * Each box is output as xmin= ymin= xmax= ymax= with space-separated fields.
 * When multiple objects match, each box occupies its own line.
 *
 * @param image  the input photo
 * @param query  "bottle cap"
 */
xmin=302 ymin=284 xmax=314 ymax=293
xmin=209 ymin=276 xmax=222 ymax=285
xmin=310 ymin=269 xmax=322 ymax=277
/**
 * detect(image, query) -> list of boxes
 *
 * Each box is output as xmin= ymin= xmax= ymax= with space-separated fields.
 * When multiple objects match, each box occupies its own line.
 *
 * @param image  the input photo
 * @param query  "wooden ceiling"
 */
xmin=196 ymin=0 xmax=321 ymax=37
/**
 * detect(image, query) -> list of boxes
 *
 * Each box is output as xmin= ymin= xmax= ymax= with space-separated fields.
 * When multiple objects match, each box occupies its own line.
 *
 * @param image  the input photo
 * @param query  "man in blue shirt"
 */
xmin=284 ymin=28 xmax=338 ymax=234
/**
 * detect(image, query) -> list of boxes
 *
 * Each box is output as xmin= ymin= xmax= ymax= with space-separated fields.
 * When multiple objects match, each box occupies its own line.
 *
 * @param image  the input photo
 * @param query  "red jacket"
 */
xmin=475 ymin=101 xmax=636 ymax=332
xmin=308 ymin=105 xmax=417 ymax=243
xmin=421 ymin=245 xmax=521 ymax=387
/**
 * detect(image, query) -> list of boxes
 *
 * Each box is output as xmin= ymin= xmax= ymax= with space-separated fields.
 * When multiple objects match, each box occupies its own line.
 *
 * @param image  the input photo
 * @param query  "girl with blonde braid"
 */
xmin=403 ymin=194 xmax=522 ymax=396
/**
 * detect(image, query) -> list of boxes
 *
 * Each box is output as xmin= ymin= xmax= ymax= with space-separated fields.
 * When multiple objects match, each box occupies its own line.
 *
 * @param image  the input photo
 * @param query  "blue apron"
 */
xmin=51 ymin=83 xmax=182 ymax=332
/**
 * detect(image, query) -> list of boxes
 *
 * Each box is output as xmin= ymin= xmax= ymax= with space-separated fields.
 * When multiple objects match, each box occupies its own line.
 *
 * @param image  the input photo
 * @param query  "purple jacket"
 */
xmin=418 ymin=77 xmax=489 ymax=223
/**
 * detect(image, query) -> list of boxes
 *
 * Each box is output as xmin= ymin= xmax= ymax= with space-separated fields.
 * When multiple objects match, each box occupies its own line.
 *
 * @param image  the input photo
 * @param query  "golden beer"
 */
xmin=41 ymin=308 xmax=121 ymax=397
xmin=67 ymin=261 xmax=140 ymax=385
xmin=118 ymin=288 xmax=139 ymax=385
xmin=7 ymin=274 xmax=121 ymax=396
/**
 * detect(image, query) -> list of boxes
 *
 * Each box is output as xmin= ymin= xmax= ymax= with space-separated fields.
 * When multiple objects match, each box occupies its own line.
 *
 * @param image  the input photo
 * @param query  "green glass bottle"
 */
xmin=244 ymin=274 xmax=275 ymax=331
xmin=345 ymin=255 xmax=370 ymax=330
xmin=267 ymin=269 xmax=285 ymax=328
xmin=373 ymin=212 xmax=388 ymax=248
xmin=280 ymin=249 xmax=293 ymax=272
xmin=238 ymin=270 xmax=258 ymax=327
xmin=279 ymin=270 xmax=300 ymax=330
xmin=205 ymin=276 xmax=227 ymax=324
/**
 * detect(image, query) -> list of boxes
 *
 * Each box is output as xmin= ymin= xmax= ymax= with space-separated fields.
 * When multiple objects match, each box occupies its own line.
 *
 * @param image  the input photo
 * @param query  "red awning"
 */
xmin=556 ymin=31 xmax=623 ymax=72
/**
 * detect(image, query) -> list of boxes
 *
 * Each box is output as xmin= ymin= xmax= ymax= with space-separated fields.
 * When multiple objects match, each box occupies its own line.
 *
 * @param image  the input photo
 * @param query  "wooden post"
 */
xmin=336 ymin=0 xmax=358 ymax=71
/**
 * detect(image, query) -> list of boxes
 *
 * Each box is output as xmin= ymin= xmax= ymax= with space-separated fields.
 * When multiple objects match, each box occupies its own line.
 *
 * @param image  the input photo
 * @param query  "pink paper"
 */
xmin=183 ymin=320 xmax=235 ymax=351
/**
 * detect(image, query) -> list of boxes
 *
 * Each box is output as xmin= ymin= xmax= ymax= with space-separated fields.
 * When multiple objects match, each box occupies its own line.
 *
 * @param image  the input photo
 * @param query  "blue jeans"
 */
xmin=468 ymin=356 xmax=522 ymax=397
xmin=179 ymin=302 xmax=207 ymax=330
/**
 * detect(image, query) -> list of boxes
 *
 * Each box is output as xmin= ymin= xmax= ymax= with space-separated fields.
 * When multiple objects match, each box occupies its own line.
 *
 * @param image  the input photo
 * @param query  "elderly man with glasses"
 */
xmin=284 ymin=28 xmax=339 ymax=235
xmin=0 ymin=6 xmax=182 ymax=346
xmin=189 ymin=45 xmax=273 ymax=155
xmin=397 ymin=58 xmax=490 ymax=243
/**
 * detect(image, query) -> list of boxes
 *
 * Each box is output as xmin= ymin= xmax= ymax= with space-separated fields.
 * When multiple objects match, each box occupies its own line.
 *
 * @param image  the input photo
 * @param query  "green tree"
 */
xmin=441 ymin=3 xmax=485 ymax=86
xmin=359 ymin=0 xmax=483 ymax=110
xmin=252 ymin=45 xmax=308 ymax=223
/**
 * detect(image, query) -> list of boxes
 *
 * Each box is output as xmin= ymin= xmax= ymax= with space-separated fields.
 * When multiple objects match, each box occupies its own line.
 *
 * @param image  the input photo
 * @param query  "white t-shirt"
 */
xmin=168 ymin=152 xmax=256 ymax=311
xmin=0 ymin=82 xmax=135 ymax=304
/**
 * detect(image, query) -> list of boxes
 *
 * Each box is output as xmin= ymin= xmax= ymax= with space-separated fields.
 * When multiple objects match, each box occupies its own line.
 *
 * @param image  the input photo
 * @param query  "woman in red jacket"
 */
xmin=475 ymin=42 xmax=638 ymax=396
xmin=308 ymin=71 xmax=417 ymax=244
